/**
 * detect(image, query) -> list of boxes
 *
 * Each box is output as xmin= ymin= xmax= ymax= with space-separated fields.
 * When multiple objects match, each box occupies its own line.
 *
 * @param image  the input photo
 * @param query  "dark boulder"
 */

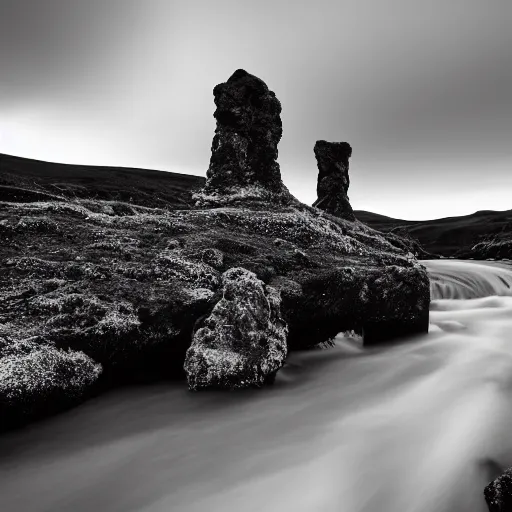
xmin=184 ymin=267 xmax=288 ymax=389
xmin=272 ymin=259 xmax=430 ymax=348
xmin=312 ymin=140 xmax=355 ymax=220
xmin=485 ymin=468 xmax=512 ymax=511
xmin=0 ymin=337 xmax=101 ymax=429
xmin=194 ymin=69 xmax=294 ymax=206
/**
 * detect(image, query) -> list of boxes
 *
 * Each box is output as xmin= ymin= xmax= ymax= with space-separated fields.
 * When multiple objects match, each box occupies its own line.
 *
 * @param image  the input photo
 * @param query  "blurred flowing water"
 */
xmin=2 ymin=260 xmax=512 ymax=512
xmin=428 ymin=259 xmax=512 ymax=299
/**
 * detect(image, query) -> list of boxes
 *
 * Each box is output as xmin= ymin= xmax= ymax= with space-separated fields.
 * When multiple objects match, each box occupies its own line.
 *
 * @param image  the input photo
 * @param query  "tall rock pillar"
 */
xmin=312 ymin=140 xmax=355 ymax=221
xmin=194 ymin=69 xmax=293 ymax=206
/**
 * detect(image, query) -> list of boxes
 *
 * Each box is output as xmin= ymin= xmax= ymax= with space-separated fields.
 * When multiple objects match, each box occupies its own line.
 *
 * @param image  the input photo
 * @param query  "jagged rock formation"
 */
xmin=0 ymin=337 xmax=101 ymax=429
xmin=312 ymin=140 xmax=355 ymax=220
xmin=485 ymin=468 xmax=512 ymax=511
xmin=193 ymin=69 xmax=294 ymax=206
xmin=0 ymin=69 xmax=431 ymax=424
xmin=184 ymin=268 xmax=288 ymax=389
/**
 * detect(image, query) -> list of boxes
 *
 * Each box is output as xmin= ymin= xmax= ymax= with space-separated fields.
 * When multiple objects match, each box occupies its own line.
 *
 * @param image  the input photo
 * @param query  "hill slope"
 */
xmin=355 ymin=209 xmax=512 ymax=258
xmin=0 ymin=153 xmax=205 ymax=208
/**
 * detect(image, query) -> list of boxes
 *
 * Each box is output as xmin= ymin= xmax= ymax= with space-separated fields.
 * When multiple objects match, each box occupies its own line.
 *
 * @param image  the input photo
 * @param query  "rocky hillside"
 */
xmin=0 ymin=69 xmax=430 ymax=429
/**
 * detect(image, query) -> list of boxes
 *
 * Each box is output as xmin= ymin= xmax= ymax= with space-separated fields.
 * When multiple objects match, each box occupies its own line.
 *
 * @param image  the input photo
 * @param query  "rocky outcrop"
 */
xmin=184 ymin=268 xmax=287 ymax=389
xmin=0 ymin=69 xmax=431 ymax=424
xmin=0 ymin=337 xmax=101 ymax=429
xmin=193 ymin=69 xmax=294 ymax=206
xmin=312 ymin=140 xmax=355 ymax=220
xmin=485 ymin=468 xmax=512 ymax=511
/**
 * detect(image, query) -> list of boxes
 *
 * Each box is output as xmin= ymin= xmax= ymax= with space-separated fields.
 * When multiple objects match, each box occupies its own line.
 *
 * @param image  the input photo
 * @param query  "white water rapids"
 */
xmin=2 ymin=260 xmax=512 ymax=512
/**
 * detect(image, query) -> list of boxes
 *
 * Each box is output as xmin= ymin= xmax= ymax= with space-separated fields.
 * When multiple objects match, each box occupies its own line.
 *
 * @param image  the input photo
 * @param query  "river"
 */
xmin=1 ymin=259 xmax=512 ymax=512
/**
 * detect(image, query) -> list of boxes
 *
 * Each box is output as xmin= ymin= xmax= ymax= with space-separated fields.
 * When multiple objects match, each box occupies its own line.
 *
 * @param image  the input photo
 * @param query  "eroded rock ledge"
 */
xmin=0 ymin=69 xmax=430 ymax=426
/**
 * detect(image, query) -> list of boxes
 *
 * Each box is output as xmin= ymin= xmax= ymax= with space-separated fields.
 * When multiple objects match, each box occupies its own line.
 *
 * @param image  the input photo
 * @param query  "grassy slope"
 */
xmin=0 ymin=153 xmax=205 ymax=208
xmin=355 ymin=209 xmax=512 ymax=257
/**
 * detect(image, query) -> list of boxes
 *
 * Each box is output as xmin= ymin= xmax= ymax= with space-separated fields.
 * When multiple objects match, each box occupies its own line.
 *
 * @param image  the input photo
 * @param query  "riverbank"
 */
xmin=1 ymin=260 xmax=511 ymax=512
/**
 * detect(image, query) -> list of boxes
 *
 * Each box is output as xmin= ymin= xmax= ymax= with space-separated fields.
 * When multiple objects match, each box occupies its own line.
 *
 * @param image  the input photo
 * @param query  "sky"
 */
xmin=0 ymin=0 xmax=510 ymax=220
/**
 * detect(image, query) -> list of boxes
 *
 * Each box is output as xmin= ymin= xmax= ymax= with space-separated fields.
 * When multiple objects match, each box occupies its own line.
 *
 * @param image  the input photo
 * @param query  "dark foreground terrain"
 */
xmin=0 ymin=150 xmax=429 ymax=428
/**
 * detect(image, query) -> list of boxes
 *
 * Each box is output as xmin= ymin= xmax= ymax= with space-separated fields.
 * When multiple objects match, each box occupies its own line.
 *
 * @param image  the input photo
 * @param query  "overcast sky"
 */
xmin=0 ymin=0 xmax=510 ymax=219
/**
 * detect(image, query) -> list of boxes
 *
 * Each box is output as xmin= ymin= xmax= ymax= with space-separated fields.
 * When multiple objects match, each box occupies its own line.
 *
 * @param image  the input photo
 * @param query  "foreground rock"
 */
xmin=184 ymin=268 xmax=287 ymax=389
xmin=485 ymin=468 xmax=512 ymax=511
xmin=193 ymin=69 xmax=294 ymax=206
xmin=0 ymin=337 xmax=101 ymax=429
xmin=312 ymin=140 xmax=355 ymax=220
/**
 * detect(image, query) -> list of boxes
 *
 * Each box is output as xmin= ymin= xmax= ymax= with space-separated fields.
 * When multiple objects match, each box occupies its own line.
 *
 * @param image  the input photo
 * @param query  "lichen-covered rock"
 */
xmin=0 ymin=337 xmax=101 ymax=428
xmin=184 ymin=267 xmax=288 ymax=390
xmin=485 ymin=468 xmax=512 ymax=511
xmin=200 ymin=248 xmax=224 ymax=269
xmin=312 ymin=140 xmax=355 ymax=220
xmin=276 ymin=259 xmax=430 ymax=348
xmin=193 ymin=69 xmax=294 ymax=206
